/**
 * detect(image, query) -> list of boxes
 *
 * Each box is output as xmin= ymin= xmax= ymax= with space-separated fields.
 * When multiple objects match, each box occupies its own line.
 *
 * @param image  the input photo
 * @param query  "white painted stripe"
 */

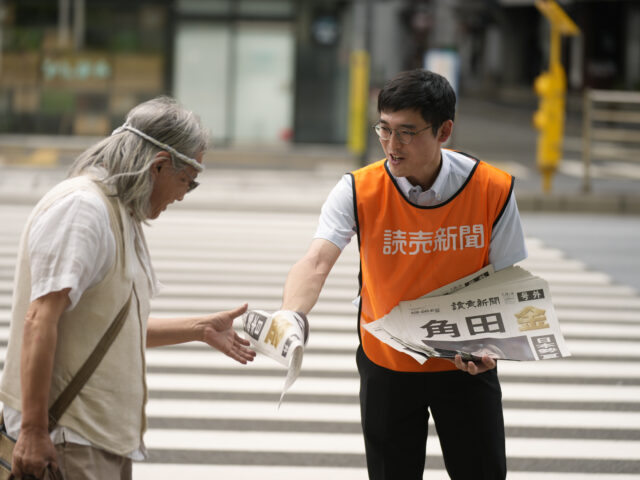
xmin=503 ymin=437 xmax=640 ymax=460
xmin=146 ymin=398 xmax=640 ymax=430
xmin=146 ymin=250 xmax=347 ymax=264
xmin=145 ymin=373 xmax=640 ymax=403
xmin=498 ymin=359 xmax=640 ymax=378
xmin=155 ymin=284 xmax=359 ymax=301
xmin=561 ymin=323 xmax=640 ymax=338
xmin=518 ymin=258 xmax=588 ymax=271
xmin=557 ymin=309 xmax=640 ymax=322
xmin=144 ymin=429 xmax=359 ymax=454
xmin=507 ymin=475 xmax=640 ymax=480
xmin=150 ymin=298 xmax=351 ymax=314
xmin=551 ymin=296 xmax=640 ymax=309
xmin=503 ymin=408 xmax=640 ymax=429
xmin=145 ymin=373 xmax=359 ymax=396
xmin=501 ymin=382 xmax=640 ymax=402
xmin=0 ymin=280 xmax=16 ymax=291
xmin=535 ymin=272 xmax=614 ymax=285
xmin=146 ymin=399 xmax=360 ymax=421
xmin=132 ymin=464 xmax=640 ymax=480
xmin=305 ymin=332 xmax=359 ymax=349
xmin=132 ymin=464 xmax=371 ymax=480
xmin=550 ymin=285 xmax=638 ymax=297
xmin=143 ymin=429 xmax=640 ymax=460
xmin=566 ymin=339 xmax=640 ymax=357
xmin=148 ymin=260 xmax=358 ymax=275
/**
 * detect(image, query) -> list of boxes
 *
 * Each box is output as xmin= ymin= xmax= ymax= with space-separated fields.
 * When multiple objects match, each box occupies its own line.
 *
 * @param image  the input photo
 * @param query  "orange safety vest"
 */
xmin=351 ymin=155 xmax=513 ymax=372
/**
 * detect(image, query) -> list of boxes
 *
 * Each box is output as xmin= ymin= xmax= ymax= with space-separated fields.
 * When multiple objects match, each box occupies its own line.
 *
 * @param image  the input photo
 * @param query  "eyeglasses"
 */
xmin=373 ymin=123 xmax=432 ymax=145
xmin=168 ymin=160 xmax=199 ymax=192
xmin=185 ymin=175 xmax=199 ymax=193
xmin=182 ymin=169 xmax=199 ymax=193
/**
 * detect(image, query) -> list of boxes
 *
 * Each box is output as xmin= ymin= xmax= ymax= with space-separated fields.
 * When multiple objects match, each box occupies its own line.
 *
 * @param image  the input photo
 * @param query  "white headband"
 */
xmin=112 ymin=122 xmax=204 ymax=172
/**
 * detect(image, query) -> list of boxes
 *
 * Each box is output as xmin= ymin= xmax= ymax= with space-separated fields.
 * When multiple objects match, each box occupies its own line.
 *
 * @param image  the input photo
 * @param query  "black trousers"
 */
xmin=356 ymin=346 xmax=506 ymax=480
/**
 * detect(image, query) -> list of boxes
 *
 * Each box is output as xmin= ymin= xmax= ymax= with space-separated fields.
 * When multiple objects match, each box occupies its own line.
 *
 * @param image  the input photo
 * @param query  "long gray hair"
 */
xmin=69 ymin=96 xmax=209 ymax=222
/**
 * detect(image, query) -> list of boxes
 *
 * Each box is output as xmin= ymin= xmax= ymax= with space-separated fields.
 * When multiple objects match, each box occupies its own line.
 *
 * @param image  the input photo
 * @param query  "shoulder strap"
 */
xmin=47 ymin=289 xmax=134 ymax=431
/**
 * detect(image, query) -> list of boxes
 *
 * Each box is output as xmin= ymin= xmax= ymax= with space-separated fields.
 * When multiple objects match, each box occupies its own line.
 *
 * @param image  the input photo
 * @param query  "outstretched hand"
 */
xmin=199 ymin=304 xmax=256 ymax=364
xmin=452 ymin=354 xmax=496 ymax=375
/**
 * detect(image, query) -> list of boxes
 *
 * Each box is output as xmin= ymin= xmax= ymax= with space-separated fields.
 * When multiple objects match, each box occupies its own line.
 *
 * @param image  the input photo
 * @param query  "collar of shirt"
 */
xmin=393 ymin=150 xmax=452 ymax=206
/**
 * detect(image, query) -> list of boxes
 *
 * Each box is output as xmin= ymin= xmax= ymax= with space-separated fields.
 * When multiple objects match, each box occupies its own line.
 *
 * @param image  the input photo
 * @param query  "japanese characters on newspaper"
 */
xmin=242 ymin=310 xmax=309 ymax=407
xmin=363 ymin=265 xmax=570 ymax=364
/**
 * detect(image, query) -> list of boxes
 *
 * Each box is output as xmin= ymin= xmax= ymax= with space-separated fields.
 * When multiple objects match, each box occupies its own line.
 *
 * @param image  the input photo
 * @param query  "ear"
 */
xmin=154 ymin=151 xmax=172 ymax=163
xmin=438 ymin=120 xmax=454 ymax=143
xmin=150 ymin=151 xmax=170 ymax=179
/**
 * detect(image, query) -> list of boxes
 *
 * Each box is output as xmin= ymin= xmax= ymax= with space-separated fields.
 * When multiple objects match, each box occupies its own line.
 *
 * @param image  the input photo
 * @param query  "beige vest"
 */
xmin=0 ymin=176 xmax=151 ymax=455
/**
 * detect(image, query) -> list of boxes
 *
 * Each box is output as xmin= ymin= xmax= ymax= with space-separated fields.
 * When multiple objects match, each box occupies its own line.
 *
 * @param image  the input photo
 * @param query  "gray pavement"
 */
xmin=522 ymin=212 xmax=640 ymax=294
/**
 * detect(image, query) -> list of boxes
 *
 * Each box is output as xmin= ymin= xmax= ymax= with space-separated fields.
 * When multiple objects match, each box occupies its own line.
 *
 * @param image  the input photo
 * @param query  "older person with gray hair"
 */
xmin=0 ymin=96 xmax=255 ymax=479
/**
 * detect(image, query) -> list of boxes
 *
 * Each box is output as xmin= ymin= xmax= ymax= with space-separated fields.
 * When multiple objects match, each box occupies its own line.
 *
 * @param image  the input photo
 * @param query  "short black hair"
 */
xmin=377 ymin=69 xmax=456 ymax=135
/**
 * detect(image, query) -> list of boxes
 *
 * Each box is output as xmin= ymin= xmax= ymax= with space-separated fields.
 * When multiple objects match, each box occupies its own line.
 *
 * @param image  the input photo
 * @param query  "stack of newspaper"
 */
xmin=242 ymin=310 xmax=309 ymax=406
xmin=363 ymin=265 xmax=570 ymax=364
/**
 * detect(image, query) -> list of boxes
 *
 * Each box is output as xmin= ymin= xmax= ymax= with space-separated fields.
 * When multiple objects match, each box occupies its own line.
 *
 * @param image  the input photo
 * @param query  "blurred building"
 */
xmin=0 ymin=0 xmax=638 ymax=146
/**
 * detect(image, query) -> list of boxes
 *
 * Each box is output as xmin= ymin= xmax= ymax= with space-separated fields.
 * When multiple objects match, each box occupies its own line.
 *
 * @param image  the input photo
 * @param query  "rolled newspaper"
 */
xmin=242 ymin=309 xmax=309 ymax=407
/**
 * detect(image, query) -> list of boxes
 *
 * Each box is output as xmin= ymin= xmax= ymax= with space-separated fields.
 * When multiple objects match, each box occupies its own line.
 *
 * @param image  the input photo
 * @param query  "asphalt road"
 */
xmin=521 ymin=212 xmax=640 ymax=294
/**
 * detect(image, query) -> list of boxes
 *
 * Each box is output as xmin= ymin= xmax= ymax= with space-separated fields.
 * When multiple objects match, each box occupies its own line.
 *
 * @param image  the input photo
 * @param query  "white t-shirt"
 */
xmin=314 ymin=150 xmax=528 ymax=271
xmin=5 ymin=188 xmax=160 ymax=460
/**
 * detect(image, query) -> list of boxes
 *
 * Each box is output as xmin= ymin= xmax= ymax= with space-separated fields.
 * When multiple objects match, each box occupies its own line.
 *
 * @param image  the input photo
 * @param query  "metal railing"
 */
xmin=582 ymin=88 xmax=640 ymax=192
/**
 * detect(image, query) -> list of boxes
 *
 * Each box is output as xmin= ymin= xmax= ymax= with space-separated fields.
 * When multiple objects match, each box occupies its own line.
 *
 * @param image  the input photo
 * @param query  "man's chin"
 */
xmin=387 ymin=161 xmax=404 ymax=178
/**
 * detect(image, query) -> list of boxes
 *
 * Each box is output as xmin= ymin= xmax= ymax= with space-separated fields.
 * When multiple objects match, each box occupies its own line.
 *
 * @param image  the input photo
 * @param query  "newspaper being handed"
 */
xmin=242 ymin=310 xmax=309 ymax=406
xmin=363 ymin=265 xmax=570 ymax=364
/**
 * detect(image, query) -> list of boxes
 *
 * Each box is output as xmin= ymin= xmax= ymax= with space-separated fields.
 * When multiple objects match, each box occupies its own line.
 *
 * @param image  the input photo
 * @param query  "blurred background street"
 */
xmin=1 ymin=0 xmax=639 ymax=479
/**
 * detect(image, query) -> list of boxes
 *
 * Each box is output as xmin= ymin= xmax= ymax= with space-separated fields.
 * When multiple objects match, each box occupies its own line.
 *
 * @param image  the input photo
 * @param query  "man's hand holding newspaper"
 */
xmin=241 ymin=309 xmax=309 ymax=406
xmin=363 ymin=265 xmax=570 ymax=366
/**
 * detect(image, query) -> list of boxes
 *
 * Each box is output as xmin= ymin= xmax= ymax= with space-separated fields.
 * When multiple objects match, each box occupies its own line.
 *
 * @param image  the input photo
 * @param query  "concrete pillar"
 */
xmin=626 ymin=4 xmax=640 ymax=89
xmin=370 ymin=0 xmax=405 ymax=84
xmin=430 ymin=0 xmax=459 ymax=48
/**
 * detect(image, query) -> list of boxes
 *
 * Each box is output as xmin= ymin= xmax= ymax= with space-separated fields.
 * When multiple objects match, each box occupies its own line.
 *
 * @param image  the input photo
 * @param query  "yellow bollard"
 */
xmin=348 ymin=50 xmax=370 ymax=158
xmin=533 ymin=0 xmax=580 ymax=193
xmin=533 ymin=66 xmax=565 ymax=192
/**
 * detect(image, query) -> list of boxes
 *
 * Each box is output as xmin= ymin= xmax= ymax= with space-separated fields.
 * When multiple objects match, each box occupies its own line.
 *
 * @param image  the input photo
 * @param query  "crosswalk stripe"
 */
xmin=133 ymin=464 xmax=372 ymax=480
xmin=142 ymin=429 xmax=640 ymax=460
xmin=132 ymin=464 xmax=640 ymax=480
xmin=145 ymin=398 xmax=640 ymax=430
xmin=142 ymin=373 xmax=640 ymax=403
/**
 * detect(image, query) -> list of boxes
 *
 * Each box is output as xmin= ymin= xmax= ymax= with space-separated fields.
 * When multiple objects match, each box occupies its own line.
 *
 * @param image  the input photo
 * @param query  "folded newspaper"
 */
xmin=242 ymin=310 xmax=309 ymax=407
xmin=363 ymin=265 xmax=570 ymax=364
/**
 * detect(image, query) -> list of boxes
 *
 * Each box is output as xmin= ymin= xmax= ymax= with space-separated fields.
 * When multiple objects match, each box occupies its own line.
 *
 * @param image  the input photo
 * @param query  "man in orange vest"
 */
xmin=281 ymin=69 xmax=527 ymax=479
